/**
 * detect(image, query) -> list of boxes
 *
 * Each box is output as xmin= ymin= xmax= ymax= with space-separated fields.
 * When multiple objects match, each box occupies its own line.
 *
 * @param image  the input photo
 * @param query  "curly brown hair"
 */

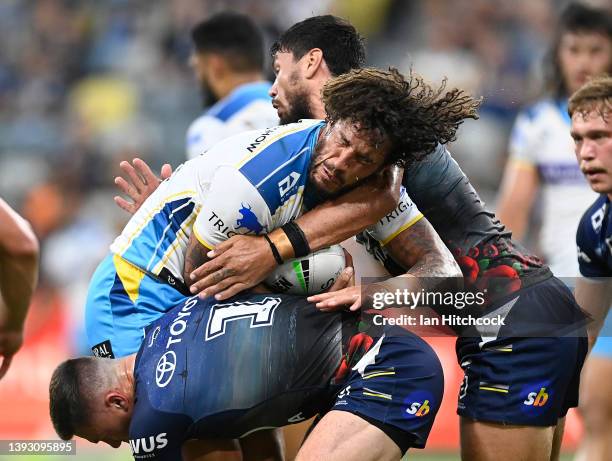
xmin=321 ymin=67 xmax=481 ymax=167
xmin=568 ymin=75 xmax=612 ymax=119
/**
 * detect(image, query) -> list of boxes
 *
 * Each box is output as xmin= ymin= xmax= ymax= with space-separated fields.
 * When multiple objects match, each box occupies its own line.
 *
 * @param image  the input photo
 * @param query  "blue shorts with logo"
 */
xmin=85 ymin=253 xmax=188 ymax=358
xmin=592 ymin=310 xmax=612 ymax=358
xmin=456 ymin=276 xmax=588 ymax=426
xmin=332 ymin=329 xmax=444 ymax=452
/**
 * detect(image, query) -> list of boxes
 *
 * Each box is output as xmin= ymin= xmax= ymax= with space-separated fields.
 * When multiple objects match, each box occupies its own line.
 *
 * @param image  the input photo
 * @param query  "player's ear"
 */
xmin=105 ymin=392 xmax=129 ymax=412
xmin=304 ymin=48 xmax=325 ymax=79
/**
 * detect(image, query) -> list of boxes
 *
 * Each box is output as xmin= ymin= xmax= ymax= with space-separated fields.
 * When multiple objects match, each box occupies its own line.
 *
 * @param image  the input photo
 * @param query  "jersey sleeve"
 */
xmin=364 ymin=186 xmax=423 ymax=246
xmin=507 ymin=109 xmax=539 ymax=167
xmin=576 ymin=208 xmax=611 ymax=277
xmin=192 ymin=166 xmax=272 ymax=249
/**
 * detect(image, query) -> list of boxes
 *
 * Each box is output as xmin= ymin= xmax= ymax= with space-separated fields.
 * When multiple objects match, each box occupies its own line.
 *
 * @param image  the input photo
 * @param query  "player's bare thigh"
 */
xmin=295 ymin=410 xmax=401 ymax=461
xmin=460 ymin=417 xmax=557 ymax=461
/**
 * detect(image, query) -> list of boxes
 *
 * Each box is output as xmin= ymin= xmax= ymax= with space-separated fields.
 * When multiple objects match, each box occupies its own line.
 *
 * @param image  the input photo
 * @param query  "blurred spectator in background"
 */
xmin=0 ymin=198 xmax=39 ymax=380
xmin=496 ymin=2 xmax=612 ymax=277
xmin=184 ymin=11 xmax=277 ymax=159
xmin=396 ymin=0 xmax=555 ymax=199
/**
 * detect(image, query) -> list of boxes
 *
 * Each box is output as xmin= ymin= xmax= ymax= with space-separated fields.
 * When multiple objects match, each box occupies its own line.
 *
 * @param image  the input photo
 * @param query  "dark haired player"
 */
xmin=89 ymin=66 xmax=468 ymax=359
xmin=191 ymin=15 xmax=589 ymax=461
xmin=184 ymin=12 xmax=278 ymax=159
xmin=92 ymin=65 xmax=468 ymax=459
xmin=571 ymin=75 xmax=612 ymax=461
xmin=51 ymin=293 xmax=443 ymax=460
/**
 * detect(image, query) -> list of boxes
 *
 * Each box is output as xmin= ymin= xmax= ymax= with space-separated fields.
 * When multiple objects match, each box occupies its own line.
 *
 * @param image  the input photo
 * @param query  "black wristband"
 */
xmin=281 ymin=221 xmax=311 ymax=258
xmin=263 ymin=234 xmax=284 ymax=265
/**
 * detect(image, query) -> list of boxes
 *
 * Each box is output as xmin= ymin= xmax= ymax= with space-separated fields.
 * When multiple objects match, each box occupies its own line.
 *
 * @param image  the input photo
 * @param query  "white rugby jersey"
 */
xmin=508 ymin=98 xmax=596 ymax=276
xmin=186 ymin=81 xmax=279 ymax=159
xmin=110 ymin=119 xmax=423 ymax=284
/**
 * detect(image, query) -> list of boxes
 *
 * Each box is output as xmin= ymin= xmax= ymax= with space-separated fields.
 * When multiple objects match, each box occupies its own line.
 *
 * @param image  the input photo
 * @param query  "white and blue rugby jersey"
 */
xmin=186 ymin=81 xmax=279 ymax=159
xmin=111 ymin=120 xmax=322 ymax=283
xmin=508 ymin=98 xmax=596 ymax=276
xmin=110 ymin=119 xmax=424 ymax=285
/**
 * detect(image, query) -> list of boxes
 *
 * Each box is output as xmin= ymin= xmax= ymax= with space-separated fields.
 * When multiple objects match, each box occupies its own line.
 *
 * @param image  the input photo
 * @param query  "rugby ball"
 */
xmin=265 ymin=245 xmax=346 ymax=295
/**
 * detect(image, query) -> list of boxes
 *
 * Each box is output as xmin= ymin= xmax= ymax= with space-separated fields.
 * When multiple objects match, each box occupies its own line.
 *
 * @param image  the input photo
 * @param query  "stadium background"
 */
xmin=0 ymin=0 xmax=606 ymax=459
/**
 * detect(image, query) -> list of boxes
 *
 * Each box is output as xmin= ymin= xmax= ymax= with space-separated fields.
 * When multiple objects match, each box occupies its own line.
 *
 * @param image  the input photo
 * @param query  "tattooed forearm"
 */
xmin=377 ymin=218 xmax=462 ymax=295
xmin=183 ymin=232 xmax=211 ymax=287
xmin=389 ymin=219 xmax=459 ymax=276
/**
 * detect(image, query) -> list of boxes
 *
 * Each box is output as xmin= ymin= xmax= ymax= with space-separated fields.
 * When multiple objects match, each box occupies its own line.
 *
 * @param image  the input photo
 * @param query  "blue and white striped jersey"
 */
xmin=110 ymin=119 xmax=424 ymax=284
xmin=111 ymin=120 xmax=323 ymax=283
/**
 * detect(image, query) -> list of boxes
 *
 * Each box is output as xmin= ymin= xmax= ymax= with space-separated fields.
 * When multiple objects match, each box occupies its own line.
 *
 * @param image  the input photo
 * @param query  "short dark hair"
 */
xmin=271 ymin=15 xmax=365 ymax=76
xmin=568 ymin=74 xmax=612 ymax=117
xmin=191 ymin=12 xmax=264 ymax=72
xmin=546 ymin=3 xmax=612 ymax=98
xmin=49 ymin=358 xmax=108 ymax=440
xmin=322 ymin=68 xmax=480 ymax=167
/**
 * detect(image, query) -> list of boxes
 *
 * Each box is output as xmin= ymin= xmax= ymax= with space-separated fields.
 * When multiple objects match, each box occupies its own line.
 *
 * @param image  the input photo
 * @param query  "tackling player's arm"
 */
xmin=309 ymin=191 xmax=461 ymax=311
xmin=189 ymin=166 xmax=401 ymax=299
xmin=291 ymin=165 xmax=401 ymax=250
xmin=0 ymin=198 xmax=39 ymax=379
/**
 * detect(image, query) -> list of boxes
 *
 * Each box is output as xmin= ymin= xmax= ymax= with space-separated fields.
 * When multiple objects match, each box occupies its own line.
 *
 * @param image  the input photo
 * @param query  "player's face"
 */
xmin=572 ymin=109 xmax=612 ymax=195
xmin=309 ymin=120 xmax=390 ymax=198
xmin=75 ymin=397 xmax=131 ymax=449
xmin=270 ymin=51 xmax=313 ymax=124
xmin=189 ymin=51 xmax=219 ymax=107
xmin=559 ymin=32 xmax=612 ymax=95
xmin=77 ymin=422 xmax=126 ymax=449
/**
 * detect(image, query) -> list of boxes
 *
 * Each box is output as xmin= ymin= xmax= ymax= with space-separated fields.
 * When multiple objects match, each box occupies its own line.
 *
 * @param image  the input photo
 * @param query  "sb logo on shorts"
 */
xmin=403 ymin=391 xmax=434 ymax=419
xmin=521 ymin=382 xmax=552 ymax=417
